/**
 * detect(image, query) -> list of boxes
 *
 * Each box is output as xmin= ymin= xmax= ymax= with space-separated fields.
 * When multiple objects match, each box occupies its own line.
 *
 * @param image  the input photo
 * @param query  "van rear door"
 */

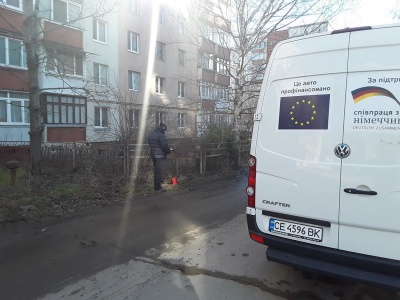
xmin=254 ymin=33 xmax=350 ymax=249
xmin=340 ymin=26 xmax=400 ymax=260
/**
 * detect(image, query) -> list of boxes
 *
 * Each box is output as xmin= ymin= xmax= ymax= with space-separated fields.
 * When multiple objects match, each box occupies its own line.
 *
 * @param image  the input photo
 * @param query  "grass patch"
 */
xmin=0 ymin=167 xmax=133 ymax=225
xmin=50 ymin=184 xmax=81 ymax=201
xmin=0 ymin=165 xmax=240 ymax=226
xmin=0 ymin=168 xmax=26 ymax=189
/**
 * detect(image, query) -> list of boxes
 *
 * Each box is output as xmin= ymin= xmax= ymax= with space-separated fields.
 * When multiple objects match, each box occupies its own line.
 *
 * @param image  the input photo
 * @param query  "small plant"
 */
xmin=0 ymin=167 xmax=25 ymax=189
xmin=51 ymin=184 xmax=81 ymax=201
xmin=200 ymin=124 xmax=239 ymax=167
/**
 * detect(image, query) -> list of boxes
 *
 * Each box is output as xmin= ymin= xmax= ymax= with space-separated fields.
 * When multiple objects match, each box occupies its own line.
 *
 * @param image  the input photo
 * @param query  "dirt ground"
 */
xmin=0 ymin=166 xmax=243 ymax=226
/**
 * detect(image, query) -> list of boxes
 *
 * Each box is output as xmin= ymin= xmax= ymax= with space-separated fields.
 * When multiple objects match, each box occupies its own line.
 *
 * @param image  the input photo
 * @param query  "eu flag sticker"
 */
xmin=278 ymin=94 xmax=330 ymax=130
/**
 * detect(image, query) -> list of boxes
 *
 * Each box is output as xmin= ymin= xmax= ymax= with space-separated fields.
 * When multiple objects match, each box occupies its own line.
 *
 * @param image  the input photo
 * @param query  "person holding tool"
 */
xmin=148 ymin=123 xmax=173 ymax=191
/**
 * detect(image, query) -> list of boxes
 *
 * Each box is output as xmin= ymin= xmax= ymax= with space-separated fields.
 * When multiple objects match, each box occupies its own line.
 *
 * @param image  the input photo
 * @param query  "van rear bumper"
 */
xmin=247 ymin=214 xmax=400 ymax=290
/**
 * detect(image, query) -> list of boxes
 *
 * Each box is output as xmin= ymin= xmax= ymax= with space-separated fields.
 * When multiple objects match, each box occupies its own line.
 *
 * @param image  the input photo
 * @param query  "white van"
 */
xmin=246 ymin=25 xmax=400 ymax=289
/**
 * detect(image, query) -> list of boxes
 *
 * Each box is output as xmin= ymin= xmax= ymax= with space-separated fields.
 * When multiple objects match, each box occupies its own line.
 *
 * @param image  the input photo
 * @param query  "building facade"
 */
xmin=196 ymin=0 xmax=232 ymax=135
xmin=0 ymin=1 xmax=30 ymax=142
xmin=116 ymin=0 xmax=199 ymax=141
xmin=0 ymin=0 xmax=234 ymax=144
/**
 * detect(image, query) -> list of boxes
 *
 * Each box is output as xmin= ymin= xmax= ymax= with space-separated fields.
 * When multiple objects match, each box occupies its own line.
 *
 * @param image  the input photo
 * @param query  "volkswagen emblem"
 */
xmin=334 ymin=143 xmax=350 ymax=159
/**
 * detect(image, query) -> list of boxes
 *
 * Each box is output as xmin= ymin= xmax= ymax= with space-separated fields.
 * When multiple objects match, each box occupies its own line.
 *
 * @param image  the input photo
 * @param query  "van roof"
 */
xmin=331 ymin=26 xmax=372 ymax=34
xmin=280 ymin=23 xmax=400 ymax=44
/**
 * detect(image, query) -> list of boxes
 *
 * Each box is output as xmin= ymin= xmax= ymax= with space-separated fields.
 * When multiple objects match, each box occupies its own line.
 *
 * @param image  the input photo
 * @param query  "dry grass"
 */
xmin=0 ymin=165 xmax=239 ymax=226
xmin=0 ymin=167 xmax=135 ymax=224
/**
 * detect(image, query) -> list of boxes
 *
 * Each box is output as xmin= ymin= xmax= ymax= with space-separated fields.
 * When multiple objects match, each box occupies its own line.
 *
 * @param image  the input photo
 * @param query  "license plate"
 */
xmin=269 ymin=218 xmax=323 ymax=242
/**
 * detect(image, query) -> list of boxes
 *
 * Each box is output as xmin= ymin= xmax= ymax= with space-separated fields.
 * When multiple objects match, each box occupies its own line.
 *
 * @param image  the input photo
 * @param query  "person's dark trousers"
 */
xmin=152 ymin=157 xmax=166 ymax=190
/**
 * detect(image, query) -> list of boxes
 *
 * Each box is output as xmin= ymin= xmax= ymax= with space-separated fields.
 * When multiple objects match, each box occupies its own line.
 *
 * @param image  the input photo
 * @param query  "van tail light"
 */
xmin=250 ymin=233 xmax=264 ymax=244
xmin=247 ymin=155 xmax=256 ymax=207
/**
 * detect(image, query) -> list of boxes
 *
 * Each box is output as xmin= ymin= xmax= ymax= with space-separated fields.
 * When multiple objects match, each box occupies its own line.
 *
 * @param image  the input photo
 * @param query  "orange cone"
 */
xmin=171 ymin=177 xmax=178 ymax=185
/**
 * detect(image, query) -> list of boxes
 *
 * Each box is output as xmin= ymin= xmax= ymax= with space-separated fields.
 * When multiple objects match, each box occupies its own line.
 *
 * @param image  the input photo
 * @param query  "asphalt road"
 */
xmin=0 ymin=174 xmax=399 ymax=300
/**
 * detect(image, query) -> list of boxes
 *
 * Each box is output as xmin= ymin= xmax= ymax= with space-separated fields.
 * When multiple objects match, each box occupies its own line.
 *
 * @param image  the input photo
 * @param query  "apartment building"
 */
xmin=245 ymin=22 xmax=330 ymax=107
xmin=0 ymin=0 xmax=114 ymax=143
xmin=0 ymin=0 xmax=230 ymax=144
xmin=0 ymin=1 xmax=30 ymax=142
xmin=117 ymin=0 xmax=198 ymax=141
xmin=196 ymin=0 xmax=232 ymax=135
xmin=248 ymin=22 xmax=330 ymax=84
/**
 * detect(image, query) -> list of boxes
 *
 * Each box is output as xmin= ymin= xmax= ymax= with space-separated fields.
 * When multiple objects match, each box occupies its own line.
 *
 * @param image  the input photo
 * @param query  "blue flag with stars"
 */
xmin=278 ymin=94 xmax=330 ymax=130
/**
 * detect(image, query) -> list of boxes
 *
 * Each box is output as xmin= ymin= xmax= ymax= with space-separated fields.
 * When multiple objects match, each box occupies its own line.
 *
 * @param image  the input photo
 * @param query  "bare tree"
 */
xmin=23 ymin=0 xmax=42 ymax=176
xmin=196 ymin=0 xmax=353 ymax=138
xmin=12 ymin=0 xmax=118 ymax=175
xmin=392 ymin=0 xmax=400 ymax=19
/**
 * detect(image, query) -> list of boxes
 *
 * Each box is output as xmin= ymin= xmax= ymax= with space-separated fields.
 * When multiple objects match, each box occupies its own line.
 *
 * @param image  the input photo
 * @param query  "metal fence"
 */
xmin=0 ymin=139 xmax=251 ymax=181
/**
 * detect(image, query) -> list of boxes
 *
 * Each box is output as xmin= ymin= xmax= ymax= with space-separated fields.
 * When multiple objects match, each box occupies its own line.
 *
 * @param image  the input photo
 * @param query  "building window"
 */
xmin=178 ymin=16 xmax=185 ymax=35
xmin=254 ymin=64 xmax=265 ymax=80
xmin=178 ymin=49 xmax=185 ymax=66
xmin=128 ymin=31 xmax=139 ymax=53
xmin=178 ymin=81 xmax=185 ymax=98
xmin=215 ymin=114 xmax=230 ymax=124
xmin=94 ymin=107 xmax=109 ymax=128
xmin=198 ymin=22 xmax=222 ymax=43
xmin=128 ymin=71 xmax=140 ymax=91
xmin=52 ymin=0 xmax=82 ymax=27
xmin=0 ymin=91 xmax=29 ymax=124
xmin=46 ymin=49 xmax=84 ymax=76
xmin=93 ymin=63 xmax=108 ymax=85
xmin=223 ymin=88 xmax=230 ymax=101
xmin=93 ymin=19 xmax=107 ymax=43
xmin=156 ymin=41 xmax=165 ymax=61
xmin=200 ymin=53 xmax=216 ymax=71
xmin=199 ymin=54 xmax=208 ymax=69
xmin=215 ymin=87 xmax=230 ymax=101
xmin=4 ymin=0 xmax=22 ymax=10
xmin=252 ymin=52 xmax=264 ymax=61
xmin=44 ymin=94 xmax=86 ymax=124
xmin=159 ymin=6 xmax=164 ymax=25
xmin=217 ymin=58 xmax=229 ymax=75
xmin=200 ymin=83 xmax=214 ymax=99
xmin=0 ymin=37 xmax=27 ymax=68
xmin=128 ymin=0 xmax=138 ymax=13
xmin=155 ymin=76 xmax=165 ymax=94
xmin=178 ymin=113 xmax=185 ymax=128
xmin=255 ymin=42 xmax=265 ymax=49
xmin=129 ymin=108 xmax=140 ymax=128
xmin=156 ymin=111 xmax=164 ymax=126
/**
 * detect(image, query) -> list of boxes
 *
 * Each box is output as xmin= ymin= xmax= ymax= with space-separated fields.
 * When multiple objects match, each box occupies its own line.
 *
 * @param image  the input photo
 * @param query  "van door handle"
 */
xmin=344 ymin=188 xmax=377 ymax=195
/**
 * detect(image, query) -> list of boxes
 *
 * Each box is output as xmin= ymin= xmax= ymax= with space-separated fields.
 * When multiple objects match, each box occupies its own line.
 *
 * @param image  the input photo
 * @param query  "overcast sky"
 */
xmin=331 ymin=0 xmax=398 ymax=29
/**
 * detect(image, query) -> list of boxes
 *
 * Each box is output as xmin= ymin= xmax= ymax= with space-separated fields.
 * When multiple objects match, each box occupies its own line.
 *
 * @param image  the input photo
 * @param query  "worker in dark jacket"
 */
xmin=148 ymin=123 xmax=172 ymax=191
